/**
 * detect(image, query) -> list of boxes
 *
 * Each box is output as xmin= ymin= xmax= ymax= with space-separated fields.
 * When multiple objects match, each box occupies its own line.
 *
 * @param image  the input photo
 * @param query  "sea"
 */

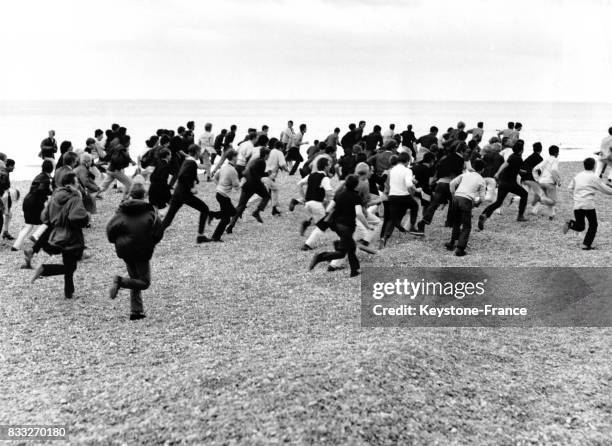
xmin=1 ymin=100 xmax=611 ymax=181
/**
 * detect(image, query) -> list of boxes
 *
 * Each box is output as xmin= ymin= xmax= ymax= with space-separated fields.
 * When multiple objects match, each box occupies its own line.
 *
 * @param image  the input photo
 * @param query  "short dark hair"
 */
xmin=61 ymin=172 xmax=77 ymax=186
xmin=334 ymin=127 xmax=340 ymax=133
xmin=62 ymin=151 xmax=78 ymax=167
xmin=390 ymin=124 xmax=395 ymax=130
xmin=42 ymin=159 xmax=54 ymax=173
xmin=472 ymin=158 xmax=485 ymax=172
xmin=512 ymin=142 xmax=524 ymax=154
xmin=177 ymin=126 xmax=185 ymax=134
xmin=204 ymin=123 xmax=212 ymax=131
xmin=468 ymin=140 xmax=478 ymax=150
xmin=160 ymin=135 xmax=170 ymax=146
xmin=584 ymin=157 xmax=596 ymax=170
xmin=344 ymin=174 xmax=359 ymax=190
xmin=608 ymin=127 xmax=612 ymax=136
xmin=288 ymin=120 xmax=293 ymax=125
xmin=6 ymin=159 xmax=15 ymax=167
xmin=262 ymin=125 xmax=269 ymax=131
xmin=477 ymin=122 xmax=483 ymax=128
xmin=398 ymin=152 xmax=410 ymax=164
xmin=316 ymin=157 xmax=329 ymax=171
xmin=158 ymin=148 xmax=171 ymax=160
xmin=94 ymin=129 xmax=103 ymax=137
xmin=259 ymin=147 xmax=271 ymax=158
xmin=187 ymin=144 xmax=200 ymax=156
xmin=59 ymin=140 xmax=72 ymax=153
xmin=515 ymin=122 xmax=522 ymax=129
xmin=230 ymin=124 xmax=237 ymax=131
xmin=532 ymin=142 xmax=542 ymax=152
xmin=111 ymin=123 xmax=120 ymax=132
xmin=358 ymin=120 xmax=366 ymax=126
xmin=549 ymin=145 xmax=559 ymax=156
xmin=186 ymin=121 xmax=195 ymax=129
xmin=348 ymin=123 xmax=356 ymax=130
xmin=508 ymin=122 xmax=515 ymax=129
xmin=86 ymin=137 xmax=96 ymax=146
xmin=299 ymin=124 xmax=307 ymax=132
xmin=225 ymin=149 xmax=238 ymax=161
xmin=430 ymin=126 xmax=438 ymax=133
xmin=373 ymin=125 xmax=381 ymax=133
xmin=422 ymin=152 xmax=435 ymax=163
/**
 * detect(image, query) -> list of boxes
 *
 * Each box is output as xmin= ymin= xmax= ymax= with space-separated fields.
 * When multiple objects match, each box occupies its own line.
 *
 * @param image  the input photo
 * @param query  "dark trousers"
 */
xmin=449 ymin=196 xmax=473 ymax=249
xmin=422 ymin=182 xmax=452 ymax=225
xmin=288 ymin=152 xmax=304 ymax=176
xmin=235 ymin=181 xmax=270 ymax=217
xmin=32 ymin=226 xmax=52 ymax=254
xmin=40 ymin=250 xmax=82 ymax=297
xmin=318 ymin=224 xmax=359 ymax=273
xmin=383 ymin=195 xmax=419 ymax=239
xmin=213 ymin=193 xmax=236 ymax=240
xmin=162 ymin=193 xmax=209 ymax=234
xmin=120 ymin=258 xmax=151 ymax=315
xmin=482 ymin=182 xmax=528 ymax=218
xmin=379 ymin=201 xmax=391 ymax=239
xmin=569 ymin=209 xmax=598 ymax=247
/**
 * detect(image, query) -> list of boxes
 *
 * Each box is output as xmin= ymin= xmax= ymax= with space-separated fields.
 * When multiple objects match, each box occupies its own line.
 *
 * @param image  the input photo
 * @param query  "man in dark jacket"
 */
xmin=107 ymin=182 xmax=163 ymax=321
xmin=226 ymin=148 xmax=271 ymax=233
xmin=161 ymin=144 xmax=216 ymax=243
xmin=31 ymin=173 xmax=90 ymax=299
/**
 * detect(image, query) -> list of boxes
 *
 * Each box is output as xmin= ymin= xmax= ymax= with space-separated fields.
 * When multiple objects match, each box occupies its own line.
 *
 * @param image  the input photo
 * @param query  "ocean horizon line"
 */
xmin=2 ymin=98 xmax=612 ymax=106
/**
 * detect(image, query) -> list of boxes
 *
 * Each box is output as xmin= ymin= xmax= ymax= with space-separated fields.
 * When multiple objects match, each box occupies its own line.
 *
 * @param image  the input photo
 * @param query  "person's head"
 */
xmin=355 ymin=162 xmax=369 ymax=178
xmin=118 ymin=126 xmax=127 ymax=137
xmin=42 ymin=159 xmax=54 ymax=174
xmin=373 ymin=125 xmax=381 ymax=133
xmin=225 ymin=149 xmax=238 ymax=164
xmin=85 ymin=137 xmax=96 ymax=148
xmin=512 ymin=140 xmax=524 ymax=154
xmin=317 ymin=157 xmax=330 ymax=174
xmin=348 ymin=123 xmax=356 ymax=131
xmin=468 ymin=140 xmax=478 ymax=151
xmin=334 ymin=127 xmax=340 ymax=134
xmin=220 ymin=129 xmax=228 ymax=136
xmin=352 ymin=144 xmax=362 ymax=155
xmin=422 ymin=152 xmax=436 ymax=165
xmin=457 ymin=121 xmax=466 ymax=130
xmin=389 ymin=123 xmax=395 ymax=130
xmin=287 ymin=120 xmax=293 ymax=128
xmin=407 ymin=124 xmax=413 ymax=130
xmin=187 ymin=121 xmax=195 ymax=131
xmin=358 ymin=120 xmax=366 ymax=128
xmin=111 ymin=123 xmax=120 ymax=132
xmin=119 ymin=134 xmax=131 ymax=148
xmin=259 ymin=147 xmax=271 ymax=160
xmin=230 ymin=124 xmax=237 ymax=132
xmin=62 ymin=151 xmax=78 ymax=167
xmin=472 ymin=158 xmax=485 ymax=173
xmin=489 ymin=136 xmax=500 ymax=144
xmin=205 ymin=122 xmax=212 ymax=132
xmin=501 ymin=137 xmax=511 ymax=147
xmin=158 ymin=148 xmax=171 ymax=162
xmin=324 ymin=145 xmax=336 ymax=155
xmin=457 ymin=131 xmax=467 ymax=141
xmin=273 ymin=140 xmax=284 ymax=151
xmin=477 ymin=122 xmax=483 ymax=128
xmin=177 ymin=126 xmax=186 ymax=135
xmin=0 ymin=152 xmax=6 ymax=164
xmin=62 ymin=172 xmax=78 ymax=188
xmin=515 ymin=122 xmax=522 ymax=131
xmin=507 ymin=122 xmax=514 ymax=129
xmin=248 ymin=132 xmax=258 ymax=141
xmin=5 ymin=159 xmax=15 ymax=172
xmin=389 ymin=154 xmax=399 ymax=167
xmin=299 ymin=123 xmax=307 ymax=133
xmin=261 ymin=125 xmax=269 ymax=133
xmin=187 ymin=144 xmax=200 ymax=157
xmin=59 ymin=140 xmax=73 ymax=154
xmin=384 ymin=140 xmax=397 ymax=151
xmin=79 ymin=153 xmax=93 ymax=167
xmin=344 ymin=174 xmax=359 ymax=190
xmin=608 ymin=127 xmax=612 ymax=136
xmin=549 ymin=145 xmax=560 ymax=157
xmin=532 ymin=142 xmax=542 ymax=153
xmin=583 ymin=157 xmax=596 ymax=171
xmin=160 ymin=135 xmax=170 ymax=147
xmin=94 ymin=129 xmax=104 ymax=139
xmin=129 ymin=182 xmax=146 ymax=200
xmin=48 ymin=130 xmax=55 ymax=138
xmin=398 ymin=151 xmax=411 ymax=165
xmin=430 ymin=126 xmax=438 ymax=135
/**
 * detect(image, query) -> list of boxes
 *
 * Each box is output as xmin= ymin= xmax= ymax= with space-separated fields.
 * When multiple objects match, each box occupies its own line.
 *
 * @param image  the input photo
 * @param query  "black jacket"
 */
xmin=23 ymin=172 xmax=52 ymax=225
xmin=106 ymin=199 xmax=163 ymax=260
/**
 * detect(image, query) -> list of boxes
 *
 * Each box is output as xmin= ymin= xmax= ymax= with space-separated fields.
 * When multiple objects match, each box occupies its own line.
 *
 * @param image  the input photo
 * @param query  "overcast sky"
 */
xmin=2 ymin=0 xmax=611 ymax=102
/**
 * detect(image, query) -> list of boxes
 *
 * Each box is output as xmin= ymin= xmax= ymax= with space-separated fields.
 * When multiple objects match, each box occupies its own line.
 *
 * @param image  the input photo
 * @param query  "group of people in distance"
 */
xmin=1 ymin=121 xmax=612 ymax=319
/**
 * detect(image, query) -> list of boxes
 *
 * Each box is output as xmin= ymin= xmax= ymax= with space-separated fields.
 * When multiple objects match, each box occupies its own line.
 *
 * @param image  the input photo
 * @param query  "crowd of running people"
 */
xmin=1 ymin=120 xmax=611 ymax=320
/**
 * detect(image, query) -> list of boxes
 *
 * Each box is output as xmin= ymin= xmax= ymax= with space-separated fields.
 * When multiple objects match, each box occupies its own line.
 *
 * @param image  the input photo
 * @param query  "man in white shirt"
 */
xmin=382 ymin=124 xmax=396 ymax=146
xmin=533 ymin=145 xmax=561 ymax=219
xmin=562 ymin=157 xmax=612 ymax=249
xmin=264 ymin=141 xmax=288 ymax=216
xmin=380 ymin=152 xmax=419 ymax=247
xmin=298 ymin=158 xmax=334 ymax=250
xmin=198 ymin=122 xmax=215 ymax=181
xmin=447 ymin=159 xmax=486 ymax=256
xmin=597 ymin=127 xmax=612 ymax=179
xmin=280 ymin=120 xmax=295 ymax=150
xmin=235 ymin=133 xmax=257 ymax=178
